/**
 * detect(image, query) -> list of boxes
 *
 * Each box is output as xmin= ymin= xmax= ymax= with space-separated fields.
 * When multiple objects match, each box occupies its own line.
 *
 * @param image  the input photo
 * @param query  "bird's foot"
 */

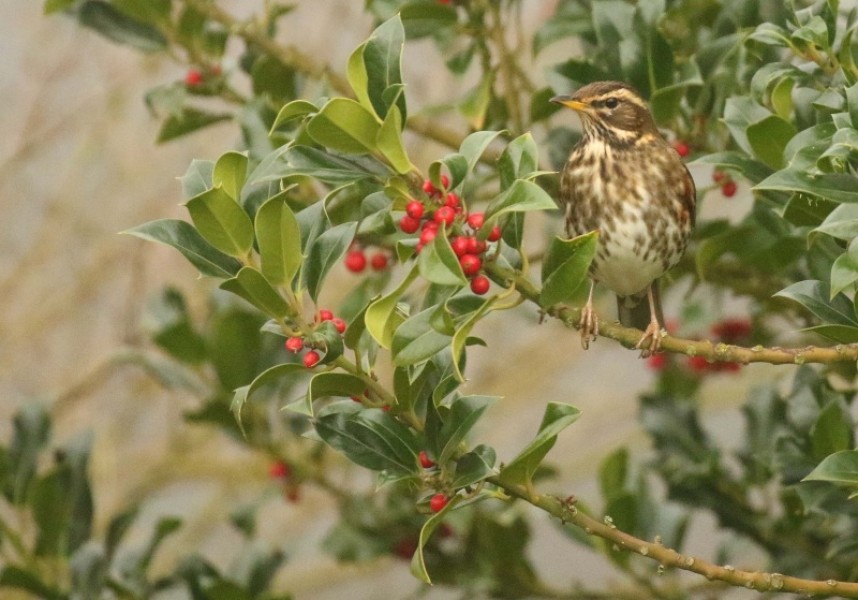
xmin=579 ymin=303 xmax=599 ymax=350
xmin=634 ymin=319 xmax=663 ymax=358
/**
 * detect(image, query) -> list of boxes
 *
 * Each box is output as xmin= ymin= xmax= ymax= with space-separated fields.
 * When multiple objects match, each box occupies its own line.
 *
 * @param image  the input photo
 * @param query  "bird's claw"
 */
xmin=579 ymin=304 xmax=599 ymax=350
xmin=635 ymin=320 xmax=663 ymax=358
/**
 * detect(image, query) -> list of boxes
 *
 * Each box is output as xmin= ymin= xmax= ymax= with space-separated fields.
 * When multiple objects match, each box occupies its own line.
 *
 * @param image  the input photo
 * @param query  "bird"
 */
xmin=551 ymin=81 xmax=696 ymax=357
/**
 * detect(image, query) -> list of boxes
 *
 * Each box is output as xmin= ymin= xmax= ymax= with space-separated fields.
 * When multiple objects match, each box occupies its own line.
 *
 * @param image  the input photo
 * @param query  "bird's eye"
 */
xmin=605 ymin=97 xmax=619 ymax=109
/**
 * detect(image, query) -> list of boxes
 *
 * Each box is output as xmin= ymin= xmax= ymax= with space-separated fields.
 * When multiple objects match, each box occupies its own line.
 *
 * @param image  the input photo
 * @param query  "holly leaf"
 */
xmin=540 ymin=231 xmax=599 ymax=307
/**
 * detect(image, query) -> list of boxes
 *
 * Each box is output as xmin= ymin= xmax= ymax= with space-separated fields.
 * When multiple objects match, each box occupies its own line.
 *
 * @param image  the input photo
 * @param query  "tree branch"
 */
xmin=189 ymin=0 xmax=502 ymax=162
xmin=492 ymin=478 xmax=858 ymax=597
xmin=485 ymin=261 xmax=858 ymax=365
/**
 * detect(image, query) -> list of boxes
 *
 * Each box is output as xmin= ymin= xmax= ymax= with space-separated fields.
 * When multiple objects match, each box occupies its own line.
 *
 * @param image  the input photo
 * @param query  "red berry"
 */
xmin=460 ymin=254 xmax=482 ymax=277
xmin=712 ymin=169 xmax=726 ymax=183
xmin=370 ymin=252 xmax=388 ymax=271
xmin=467 ymin=212 xmax=485 ymax=230
xmin=672 ymin=140 xmax=690 ymax=157
xmin=429 ymin=493 xmax=449 ymax=513
xmin=419 ymin=228 xmax=437 ymax=245
xmin=444 ymin=192 xmax=460 ymax=208
xmin=285 ymin=336 xmax=304 ymax=354
xmin=422 ymin=180 xmax=436 ymax=195
xmin=415 ymin=242 xmax=425 ymax=253
xmin=344 ymin=250 xmax=367 ymax=273
xmin=419 ymin=450 xmax=435 ymax=469
xmin=714 ymin=361 xmax=742 ymax=373
xmin=406 ymin=200 xmax=425 ymax=219
xmin=350 ymin=395 xmax=362 ymax=402
xmin=393 ymin=537 xmax=418 ymax=559
xmin=332 ymin=317 xmax=347 ymax=334
xmin=318 ymin=309 xmax=334 ymax=322
xmin=647 ymin=353 xmax=667 ymax=371
xmin=269 ymin=461 xmax=291 ymax=479
xmin=400 ymin=215 xmax=421 ymax=234
xmin=470 ymin=275 xmax=490 ymax=295
xmin=711 ymin=318 xmax=752 ymax=343
xmin=433 ymin=206 xmax=456 ymax=226
xmin=303 ymin=350 xmax=321 ymax=368
xmin=184 ymin=69 xmax=203 ymax=86
xmin=440 ymin=174 xmax=450 ymax=188
xmin=687 ymin=355 xmax=710 ymax=373
xmin=422 ymin=219 xmax=439 ymax=231
xmin=466 ymin=237 xmax=487 ymax=255
xmin=450 ymin=236 xmax=469 ymax=257
xmin=721 ymin=181 xmax=737 ymax=197
xmin=487 ymin=225 xmax=502 ymax=242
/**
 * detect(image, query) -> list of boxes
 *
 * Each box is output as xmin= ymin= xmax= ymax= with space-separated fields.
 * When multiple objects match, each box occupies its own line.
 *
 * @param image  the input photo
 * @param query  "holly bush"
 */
xmin=8 ymin=0 xmax=858 ymax=598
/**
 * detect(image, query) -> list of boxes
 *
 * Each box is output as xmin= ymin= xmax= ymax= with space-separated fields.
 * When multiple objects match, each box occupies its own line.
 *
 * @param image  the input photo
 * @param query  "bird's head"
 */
xmin=551 ymin=81 xmax=658 ymax=140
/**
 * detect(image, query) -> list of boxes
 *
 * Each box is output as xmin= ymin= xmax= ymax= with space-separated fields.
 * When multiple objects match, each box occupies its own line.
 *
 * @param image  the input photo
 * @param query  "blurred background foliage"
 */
xmin=3 ymin=0 xmax=858 ymax=598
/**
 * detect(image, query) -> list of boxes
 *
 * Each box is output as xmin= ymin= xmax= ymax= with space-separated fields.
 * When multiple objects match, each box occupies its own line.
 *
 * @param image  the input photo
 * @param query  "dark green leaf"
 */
xmin=774 ymin=280 xmax=858 ymax=326
xmin=400 ymin=1 xmax=457 ymax=38
xmin=70 ymin=542 xmax=106 ymax=599
xmin=0 ymin=566 xmax=61 ymax=599
xmin=157 ymin=108 xmax=231 ymax=143
xmin=811 ymin=399 xmax=854 ymax=459
xmin=304 ymin=222 xmax=357 ymax=302
xmin=498 ymin=133 xmax=539 ymax=190
xmin=232 ymin=364 xmax=306 ymax=428
xmin=746 ymin=115 xmax=796 ymax=169
xmin=314 ymin=402 xmax=420 ymax=474
xmin=78 ymin=0 xmax=166 ymax=52
xmin=451 ymin=444 xmax=497 ymax=488
xmin=437 ymin=396 xmax=496 ymax=464
xmin=220 ymin=267 xmax=290 ymax=318
xmin=122 ymin=219 xmax=241 ymax=278
xmin=6 ymin=404 xmax=50 ymax=504
xmin=179 ymin=159 xmax=214 ymax=200
xmin=540 ymin=232 xmax=599 ymax=307
xmin=362 ymin=15 xmax=406 ymax=119
xmin=392 ymin=306 xmax=452 ymax=367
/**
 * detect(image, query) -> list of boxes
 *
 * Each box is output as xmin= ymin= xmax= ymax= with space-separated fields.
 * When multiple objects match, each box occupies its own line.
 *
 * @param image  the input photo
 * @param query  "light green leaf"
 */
xmin=213 ymin=151 xmax=248 ymax=201
xmin=185 ymin=187 xmax=254 ymax=258
xmin=451 ymin=295 xmax=498 ymax=382
xmin=377 ymin=105 xmax=414 ymax=174
xmin=269 ymin=99 xmax=318 ymax=134
xmin=830 ymin=238 xmax=858 ymax=297
xmin=498 ymin=132 xmax=539 ymax=190
xmin=255 ymin=194 xmax=302 ymax=286
xmin=220 ymin=267 xmax=290 ymax=318
xmin=306 ymin=98 xmax=381 ymax=154
xmin=122 ymin=219 xmax=241 ymax=278
xmin=304 ymin=373 xmax=367 ymax=416
xmin=179 ymin=159 xmax=214 ymax=200
xmin=365 ymin=265 xmax=419 ymax=348
xmin=485 ymin=179 xmax=558 ymax=222
xmin=418 ymin=229 xmax=467 ymax=286
xmin=755 ymin=169 xmax=858 ymax=204
xmin=540 ymin=232 xmax=599 ymax=307
xmin=498 ymin=402 xmax=581 ymax=488
xmin=392 ymin=307 xmax=452 ymax=367
xmin=804 ymin=450 xmax=858 ymax=488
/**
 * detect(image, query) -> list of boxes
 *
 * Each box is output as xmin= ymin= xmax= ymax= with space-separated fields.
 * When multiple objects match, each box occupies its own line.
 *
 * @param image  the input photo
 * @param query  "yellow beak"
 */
xmin=550 ymin=95 xmax=589 ymax=112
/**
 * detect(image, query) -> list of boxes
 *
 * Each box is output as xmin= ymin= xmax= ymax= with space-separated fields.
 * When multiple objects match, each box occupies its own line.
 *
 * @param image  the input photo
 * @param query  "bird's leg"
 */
xmin=579 ymin=280 xmax=599 ymax=349
xmin=634 ymin=284 xmax=663 ymax=358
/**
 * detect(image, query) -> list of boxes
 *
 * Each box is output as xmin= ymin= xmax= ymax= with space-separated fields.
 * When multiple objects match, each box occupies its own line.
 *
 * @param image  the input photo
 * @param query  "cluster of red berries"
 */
xmin=284 ymin=310 xmax=347 ymax=368
xmin=400 ymin=177 xmax=500 ymax=295
xmin=647 ymin=318 xmax=751 ymax=374
xmin=672 ymin=139 xmax=691 ymax=158
xmin=344 ymin=244 xmax=390 ymax=273
xmin=712 ymin=169 xmax=737 ymax=197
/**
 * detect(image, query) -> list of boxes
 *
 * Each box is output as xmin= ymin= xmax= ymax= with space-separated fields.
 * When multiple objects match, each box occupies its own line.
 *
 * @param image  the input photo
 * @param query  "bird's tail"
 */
xmin=617 ymin=281 xmax=663 ymax=330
